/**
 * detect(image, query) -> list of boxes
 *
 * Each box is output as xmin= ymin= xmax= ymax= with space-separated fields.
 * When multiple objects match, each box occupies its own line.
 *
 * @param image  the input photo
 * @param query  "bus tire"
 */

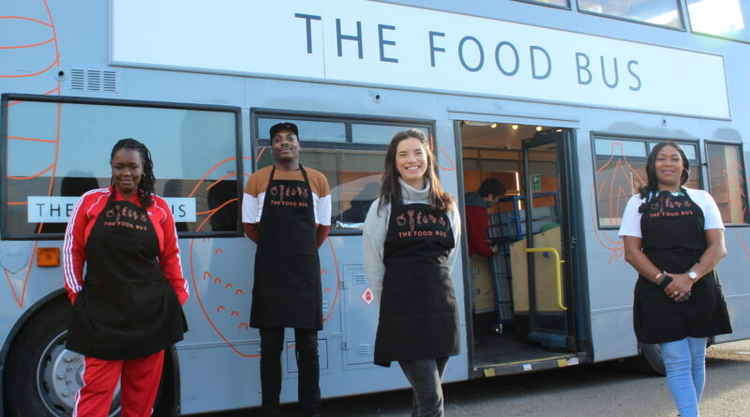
xmin=637 ymin=343 xmax=666 ymax=376
xmin=3 ymin=297 xmax=121 ymax=417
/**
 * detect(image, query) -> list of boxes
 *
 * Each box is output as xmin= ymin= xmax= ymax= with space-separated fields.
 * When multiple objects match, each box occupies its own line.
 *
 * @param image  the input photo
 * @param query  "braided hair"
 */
xmin=110 ymin=138 xmax=155 ymax=208
xmin=638 ymin=142 xmax=690 ymax=213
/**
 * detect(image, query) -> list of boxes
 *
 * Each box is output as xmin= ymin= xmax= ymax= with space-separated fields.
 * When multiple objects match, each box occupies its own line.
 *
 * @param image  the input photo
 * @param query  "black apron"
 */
xmin=67 ymin=199 xmax=187 ymax=360
xmin=250 ymin=165 xmax=322 ymax=330
xmin=633 ymin=190 xmax=732 ymax=344
xmin=374 ymin=199 xmax=459 ymax=367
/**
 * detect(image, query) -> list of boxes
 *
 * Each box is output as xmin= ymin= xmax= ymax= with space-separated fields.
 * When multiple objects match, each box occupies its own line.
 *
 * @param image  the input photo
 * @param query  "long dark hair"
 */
xmin=110 ymin=138 xmax=156 ymax=208
xmin=377 ymin=129 xmax=453 ymax=213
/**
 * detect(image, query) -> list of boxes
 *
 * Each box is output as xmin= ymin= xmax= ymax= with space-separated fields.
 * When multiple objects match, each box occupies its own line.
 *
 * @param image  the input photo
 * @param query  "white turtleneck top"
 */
xmin=362 ymin=178 xmax=461 ymax=301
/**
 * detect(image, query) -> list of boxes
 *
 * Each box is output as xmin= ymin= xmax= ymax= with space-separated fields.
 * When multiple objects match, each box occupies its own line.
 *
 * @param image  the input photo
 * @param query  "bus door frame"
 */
xmin=521 ymin=129 xmax=592 ymax=355
xmin=453 ymin=120 xmax=593 ymax=377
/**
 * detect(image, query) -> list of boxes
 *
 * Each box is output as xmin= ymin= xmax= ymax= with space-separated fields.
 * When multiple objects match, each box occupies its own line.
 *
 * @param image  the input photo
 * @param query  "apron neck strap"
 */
xmin=299 ymin=164 xmax=310 ymax=184
xmin=391 ymin=191 xmax=403 ymax=211
xmin=266 ymin=164 xmax=311 ymax=190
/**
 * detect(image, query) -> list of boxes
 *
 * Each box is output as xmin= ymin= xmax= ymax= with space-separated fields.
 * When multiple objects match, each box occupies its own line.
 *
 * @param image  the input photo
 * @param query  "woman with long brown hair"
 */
xmin=363 ymin=129 xmax=461 ymax=417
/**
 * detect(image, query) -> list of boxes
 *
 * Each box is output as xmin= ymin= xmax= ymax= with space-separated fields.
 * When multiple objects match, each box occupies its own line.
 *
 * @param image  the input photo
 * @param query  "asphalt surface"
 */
xmin=198 ymin=340 xmax=750 ymax=417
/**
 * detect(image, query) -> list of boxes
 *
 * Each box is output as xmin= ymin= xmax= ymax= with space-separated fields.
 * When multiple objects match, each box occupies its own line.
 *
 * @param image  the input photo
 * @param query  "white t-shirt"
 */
xmin=618 ymin=188 xmax=725 ymax=238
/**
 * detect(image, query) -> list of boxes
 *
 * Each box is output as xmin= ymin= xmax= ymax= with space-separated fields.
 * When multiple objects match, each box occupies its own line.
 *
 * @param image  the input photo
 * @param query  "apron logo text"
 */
xmin=398 ymin=230 xmax=449 ymax=239
xmin=268 ymin=184 xmax=311 ymax=208
xmin=104 ymin=204 xmax=150 ymax=231
xmin=649 ymin=209 xmax=695 ymax=218
xmin=396 ymin=209 xmax=447 ymax=232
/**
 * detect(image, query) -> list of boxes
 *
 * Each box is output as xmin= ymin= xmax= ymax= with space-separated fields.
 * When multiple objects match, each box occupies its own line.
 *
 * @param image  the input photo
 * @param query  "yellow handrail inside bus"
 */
xmin=524 ymin=247 xmax=567 ymax=311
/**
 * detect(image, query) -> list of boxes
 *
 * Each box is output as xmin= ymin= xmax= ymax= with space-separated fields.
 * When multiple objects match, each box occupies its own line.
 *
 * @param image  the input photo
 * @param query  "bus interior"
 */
xmin=460 ymin=121 xmax=580 ymax=374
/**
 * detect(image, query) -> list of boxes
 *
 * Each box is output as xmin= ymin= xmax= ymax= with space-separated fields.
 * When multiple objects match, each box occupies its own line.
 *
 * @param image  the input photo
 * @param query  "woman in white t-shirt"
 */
xmin=618 ymin=142 xmax=731 ymax=417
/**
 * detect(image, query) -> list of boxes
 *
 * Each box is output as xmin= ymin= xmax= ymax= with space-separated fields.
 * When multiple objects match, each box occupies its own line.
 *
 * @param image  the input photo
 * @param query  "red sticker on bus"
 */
xmin=361 ymin=288 xmax=374 ymax=305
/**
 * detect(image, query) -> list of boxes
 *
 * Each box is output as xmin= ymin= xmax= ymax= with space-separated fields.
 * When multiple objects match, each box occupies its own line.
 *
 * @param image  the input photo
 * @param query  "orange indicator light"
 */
xmin=37 ymin=247 xmax=60 ymax=267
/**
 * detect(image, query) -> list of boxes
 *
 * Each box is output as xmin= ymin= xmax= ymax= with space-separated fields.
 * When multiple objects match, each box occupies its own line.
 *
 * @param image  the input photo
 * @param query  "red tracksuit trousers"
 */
xmin=72 ymin=350 xmax=164 ymax=417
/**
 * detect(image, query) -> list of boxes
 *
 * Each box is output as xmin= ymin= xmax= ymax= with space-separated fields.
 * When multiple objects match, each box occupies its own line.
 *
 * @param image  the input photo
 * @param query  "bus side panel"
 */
xmin=700 ymin=138 xmax=750 ymax=344
xmin=586 ymin=239 xmax=641 ymax=363
xmin=433 ymin=120 xmax=470 ymax=382
xmin=0 ymin=242 xmax=69 ymax=335
xmin=715 ymin=148 xmax=750 ymax=343
xmin=175 ymin=237 xmax=258 ymax=412
xmin=577 ymin=131 xmax=640 ymax=362
xmin=714 ymin=228 xmax=750 ymax=343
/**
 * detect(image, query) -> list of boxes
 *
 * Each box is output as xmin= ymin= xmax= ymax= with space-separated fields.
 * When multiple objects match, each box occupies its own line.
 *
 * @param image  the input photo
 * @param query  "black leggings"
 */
xmin=398 ymin=357 xmax=449 ymax=417
xmin=260 ymin=327 xmax=320 ymax=416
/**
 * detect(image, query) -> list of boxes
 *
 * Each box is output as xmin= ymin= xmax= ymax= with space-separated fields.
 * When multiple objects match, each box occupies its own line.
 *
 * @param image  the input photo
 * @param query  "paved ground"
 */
xmin=200 ymin=340 xmax=750 ymax=417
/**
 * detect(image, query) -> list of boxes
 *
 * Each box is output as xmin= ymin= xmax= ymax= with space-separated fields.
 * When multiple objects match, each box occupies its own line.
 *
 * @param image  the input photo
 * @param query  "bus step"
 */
xmin=475 ymin=354 xmax=581 ymax=378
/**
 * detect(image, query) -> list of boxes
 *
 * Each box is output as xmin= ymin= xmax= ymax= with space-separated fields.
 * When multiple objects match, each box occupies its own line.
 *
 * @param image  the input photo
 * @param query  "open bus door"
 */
xmin=520 ymin=130 xmax=577 ymax=351
xmin=461 ymin=122 xmax=588 ymax=377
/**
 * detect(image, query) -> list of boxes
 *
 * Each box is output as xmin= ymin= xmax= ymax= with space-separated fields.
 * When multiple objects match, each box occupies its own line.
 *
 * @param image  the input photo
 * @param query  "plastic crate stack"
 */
xmin=488 ymin=245 xmax=514 ymax=324
xmin=489 ymin=193 xmax=559 ymax=243
xmin=485 ymin=193 xmax=560 ymax=330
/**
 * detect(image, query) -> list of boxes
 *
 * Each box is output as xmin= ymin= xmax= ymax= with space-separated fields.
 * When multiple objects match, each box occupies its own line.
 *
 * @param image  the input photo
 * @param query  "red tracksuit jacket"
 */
xmin=62 ymin=187 xmax=189 ymax=305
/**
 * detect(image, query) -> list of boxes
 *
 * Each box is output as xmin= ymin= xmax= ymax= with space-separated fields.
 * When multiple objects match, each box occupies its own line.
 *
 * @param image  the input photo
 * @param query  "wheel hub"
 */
xmin=44 ymin=345 xmax=83 ymax=410
xmin=37 ymin=331 xmax=121 ymax=417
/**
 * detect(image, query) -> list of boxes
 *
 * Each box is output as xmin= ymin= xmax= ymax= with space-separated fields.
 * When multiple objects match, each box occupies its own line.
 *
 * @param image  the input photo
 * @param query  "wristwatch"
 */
xmin=687 ymin=270 xmax=698 ymax=281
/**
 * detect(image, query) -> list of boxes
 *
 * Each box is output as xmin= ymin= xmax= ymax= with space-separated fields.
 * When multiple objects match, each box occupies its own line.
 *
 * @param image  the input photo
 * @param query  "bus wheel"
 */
xmin=636 ymin=343 xmax=666 ymax=376
xmin=4 ymin=297 xmax=122 ymax=417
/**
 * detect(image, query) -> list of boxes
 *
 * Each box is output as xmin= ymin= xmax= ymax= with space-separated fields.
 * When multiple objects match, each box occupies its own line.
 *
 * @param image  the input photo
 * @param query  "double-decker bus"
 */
xmin=1 ymin=0 xmax=748 ymax=416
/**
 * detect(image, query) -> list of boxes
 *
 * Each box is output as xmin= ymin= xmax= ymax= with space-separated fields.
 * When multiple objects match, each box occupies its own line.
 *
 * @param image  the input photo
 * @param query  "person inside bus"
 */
xmin=242 ymin=122 xmax=331 ymax=417
xmin=465 ymin=178 xmax=505 ymax=335
xmin=465 ymin=177 xmax=505 ymax=258
xmin=63 ymin=138 xmax=189 ymax=417
xmin=619 ymin=142 xmax=731 ymax=417
xmin=363 ymin=129 xmax=461 ymax=417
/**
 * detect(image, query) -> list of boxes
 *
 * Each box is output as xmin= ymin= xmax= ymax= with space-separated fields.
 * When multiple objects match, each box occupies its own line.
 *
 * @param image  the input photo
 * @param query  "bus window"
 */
xmin=2 ymin=98 xmax=241 ymax=238
xmin=578 ymin=0 xmax=685 ymax=29
xmin=351 ymin=124 xmax=428 ymax=145
xmin=706 ymin=142 xmax=750 ymax=225
xmin=253 ymin=115 xmax=433 ymax=233
xmin=687 ymin=0 xmax=749 ymax=42
xmin=258 ymin=118 xmax=347 ymax=143
xmin=592 ymin=137 xmax=701 ymax=228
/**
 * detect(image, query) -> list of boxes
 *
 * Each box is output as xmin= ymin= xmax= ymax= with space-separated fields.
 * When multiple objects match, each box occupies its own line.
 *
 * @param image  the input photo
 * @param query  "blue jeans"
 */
xmin=659 ymin=338 xmax=707 ymax=417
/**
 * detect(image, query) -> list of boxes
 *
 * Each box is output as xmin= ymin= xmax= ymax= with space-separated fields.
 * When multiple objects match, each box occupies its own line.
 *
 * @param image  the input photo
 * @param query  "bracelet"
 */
xmin=654 ymin=271 xmax=665 ymax=283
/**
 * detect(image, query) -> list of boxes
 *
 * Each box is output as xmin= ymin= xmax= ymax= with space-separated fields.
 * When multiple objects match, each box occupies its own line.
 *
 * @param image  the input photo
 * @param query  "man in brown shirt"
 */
xmin=242 ymin=122 xmax=331 ymax=417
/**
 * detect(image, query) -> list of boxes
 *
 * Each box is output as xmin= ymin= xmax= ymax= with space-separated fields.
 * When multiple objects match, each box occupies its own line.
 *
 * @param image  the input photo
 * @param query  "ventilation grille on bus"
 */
xmin=358 ymin=344 xmax=371 ymax=356
xmin=353 ymin=274 xmax=368 ymax=286
xmin=69 ymin=68 xmax=118 ymax=93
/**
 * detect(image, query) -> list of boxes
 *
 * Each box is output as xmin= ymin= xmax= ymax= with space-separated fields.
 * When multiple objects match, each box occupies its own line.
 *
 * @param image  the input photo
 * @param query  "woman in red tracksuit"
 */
xmin=63 ymin=138 xmax=189 ymax=417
